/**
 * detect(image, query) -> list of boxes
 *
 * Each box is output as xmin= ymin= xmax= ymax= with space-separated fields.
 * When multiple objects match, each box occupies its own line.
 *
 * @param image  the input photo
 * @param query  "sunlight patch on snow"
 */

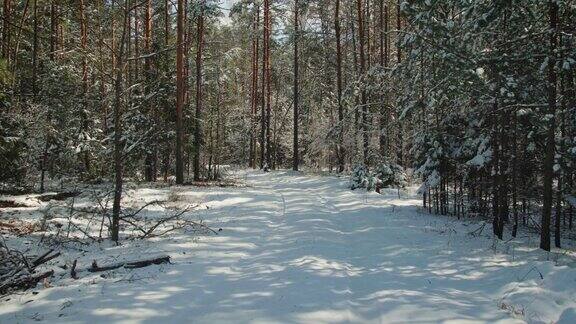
xmin=430 ymin=268 xmax=459 ymax=276
xmin=209 ymin=197 xmax=253 ymax=208
xmin=230 ymin=291 xmax=274 ymax=298
xmin=290 ymin=256 xmax=364 ymax=277
xmin=452 ymin=270 xmax=488 ymax=280
xmin=206 ymin=266 xmax=243 ymax=276
xmin=196 ymin=250 xmax=251 ymax=259
xmin=361 ymin=289 xmax=425 ymax=302
xmin=0 ymin=303 xmax=22 ymax=316
xmin=294 ymin=309 xmax=363 ymax=323
xmin=92 ymin=307 xmax=169 ymax=320
xmin=135 ymin=291 xmax=173 ymax=301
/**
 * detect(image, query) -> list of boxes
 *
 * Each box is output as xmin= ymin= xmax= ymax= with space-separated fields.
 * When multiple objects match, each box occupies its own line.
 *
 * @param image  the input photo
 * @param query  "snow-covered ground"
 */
xmin=1 ymin=170 xmax=575 ymax=323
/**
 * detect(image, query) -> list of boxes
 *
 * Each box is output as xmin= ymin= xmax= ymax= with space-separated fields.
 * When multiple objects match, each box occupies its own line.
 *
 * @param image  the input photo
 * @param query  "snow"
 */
xmin=1 ymin=170 xmax=575 ymax=323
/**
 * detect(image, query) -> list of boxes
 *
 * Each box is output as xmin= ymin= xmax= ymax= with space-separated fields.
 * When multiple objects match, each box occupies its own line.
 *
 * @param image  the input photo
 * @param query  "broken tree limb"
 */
xmin=32 ymin=250 xmax=61 ymax=268
xmin=88 ymin=255 xmax=171 ymax=273
xmin=0 ymin=270 xmax=54 ymax=295
xmin=32 ymin=249 xmax=54 ymax=266
xmin=186 ymin=220 xmax=219 ymax=235
xmin=141 ymin=208 xmax=190 ymax=238
xmin=120 ymin=200 xmax=166 ymax=220
xmin=124 ymin=256 xmax=171 ymax=269
xmin=37 ymin=191 xmax=80 ymax=202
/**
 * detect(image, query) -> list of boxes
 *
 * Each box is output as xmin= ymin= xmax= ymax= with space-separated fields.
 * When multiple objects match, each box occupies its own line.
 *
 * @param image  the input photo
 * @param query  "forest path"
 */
xmin=1 ymin=170 xmax=535 ymax=323
xmin=170 ymin=170 xmax=522 ymax=323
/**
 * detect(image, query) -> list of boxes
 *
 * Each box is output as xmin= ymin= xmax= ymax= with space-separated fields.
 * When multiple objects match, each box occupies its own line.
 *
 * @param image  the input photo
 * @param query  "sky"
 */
xmin=220 ymin=0 xmax=237 ymax=24
xmin=222 ymin=0 xmax=236 ymax=9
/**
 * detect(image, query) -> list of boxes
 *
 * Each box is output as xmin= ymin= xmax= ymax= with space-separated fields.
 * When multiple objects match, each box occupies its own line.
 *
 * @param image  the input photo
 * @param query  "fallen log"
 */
xmin=31 ymin=251 xmax=61 ymax=269
xmin=0 ymin=200 xmax=28 ymax=208
xmin=32 ymin=249 xmax=54 ymax=266
xmin=0 ymin=270 xmax=54 ymax=295
xmin=124 ymin=256 xmax=171 ymax=269
xmin=88 ymin=255 xmax=171 ymax=273
xmin=37 ymin=191 xmax=80 ymax=202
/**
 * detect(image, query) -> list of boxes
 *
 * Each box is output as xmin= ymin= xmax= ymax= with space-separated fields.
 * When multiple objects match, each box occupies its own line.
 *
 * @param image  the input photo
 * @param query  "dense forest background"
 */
xmin=0 ymin=0 xmax=575 ymax=250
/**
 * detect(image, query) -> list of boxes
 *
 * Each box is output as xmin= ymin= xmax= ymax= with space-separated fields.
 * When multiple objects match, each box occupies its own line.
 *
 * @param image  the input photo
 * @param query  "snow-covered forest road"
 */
xmin=1 ymin=171 xmax=574 ymax=323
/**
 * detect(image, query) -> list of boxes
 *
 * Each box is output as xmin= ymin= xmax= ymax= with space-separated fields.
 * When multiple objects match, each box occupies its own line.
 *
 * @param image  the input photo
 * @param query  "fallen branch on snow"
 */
xmin=88 ymin=255 xmax=171 ymax=272
xmin=0 ymin=244 xmax=60 ymax=295
xmin=0 ymin=270 xmax=54 ymax=295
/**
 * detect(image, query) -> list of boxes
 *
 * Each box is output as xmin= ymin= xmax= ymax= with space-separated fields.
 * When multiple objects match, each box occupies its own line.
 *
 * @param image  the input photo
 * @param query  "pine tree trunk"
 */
xmin=378 ymin=1 xmax=388 ymax=159
xmin=2 ymin=0 xmax=11 ymax=61
xmin=260 ymin=2 xmax=266 ymax=170
xmin=175 ymin=0 xmax=185 ymax=184
xmin=249 ymin=6 xmax=260 ymax=169
xmin=111 ymin=0 xmax=130 ymax=243
xmin=356 ymin=0 xmax=368 ymax=166
xmin=79 ymin=0 xmax=90 ymax=175
xmin=512 ymin=111 xmax=519 ymax=237
xmin=144 ymin=0 xmax=156 ymax=182
xmin=264 ymin=0 xmax=272 ymax=169
xmin=491 ymin=99 xmax=502 ymax=239
xmin=565 ymin=55 xmax=575 ymax=231
xmin=31 ymin=0 xmax=38 ymax=96
xmin=335 ymin=0 xmax=345 ymax=173
xmin=193 ymin=0 xmax=205 ymax=182
xmin=49 ymin=0 xmax=57 ymax=61
xmin=540 ymin=0 xmax=559 ymax=251
xmin=293 ymin=0 xmax=299 ymax=171
xmin=395 ymin=0 xmax=403 ymax=167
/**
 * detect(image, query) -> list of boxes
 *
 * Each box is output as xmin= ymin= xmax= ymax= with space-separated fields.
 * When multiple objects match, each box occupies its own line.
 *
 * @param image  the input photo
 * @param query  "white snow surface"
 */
xmin=1 ymin=170 xmax=575 ymax=323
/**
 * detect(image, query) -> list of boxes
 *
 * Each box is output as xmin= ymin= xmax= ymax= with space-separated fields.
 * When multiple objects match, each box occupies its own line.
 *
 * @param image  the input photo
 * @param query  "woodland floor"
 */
xmin=1 ymin=170 xmax=576 ymax=323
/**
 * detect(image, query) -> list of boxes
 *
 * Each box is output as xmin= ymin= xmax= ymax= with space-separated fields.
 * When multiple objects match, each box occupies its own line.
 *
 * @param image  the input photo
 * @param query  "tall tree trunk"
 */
xmin=366 ymin=0 xmax=371 ymax=68
xmin=215 ymin=66 xmax=222 ymax=179
xmin=50 ymin=0 xmax=57 ymax=61
xmin=175 ymin=0 xmax=185 ymax=184
xmin=335 ymin=0 xmax=345 ymax=173
xmin=2 ymin=0 xmax=11 ymax=61
xmin=395 ymin=0 xmax=403 ymax=166
xmin=349 ymin=11 xmax=360 ymax=162
xmin=162 ymin=0 xmax=171 ymax=181
xmin=249 ymin=6 xmax=260 ymax=169
xmin=33 ymin=0 xmax=40 ymax=187
xmin=556 ymin=168 xmax=562 ymax=248
xmin=144 ymin=0 xmax=156 ymax=182
xmin=32 ymin=0 xmax=38 ymax=96
xmin=378 ymin=0 xmax=388 ymax=158
xmin=111 ymin=0 xmax=130 ymax=243
xmin=97 ymin=0 xmax=107 ymax=137
xmin=540 ymin=0 xmax=559 ymax=251
xmin=565 ymin=57 xmax=575 ymax=231
xmin=12 ymin=0 xmax=30 ymax=78
xmin=193 ymin=0 xmax=205 ymax=181
xmin=41 ymin=0 xmax=60 ymax=192
xmin=260 ymin=2 xmax=266 ymax=169
xmin=127 ymin=3 xmax=132 ymax=87
xmin=491 ymin=98 xmax=503 ymax=239
xmin=134 ymin=6 xmax=139 ymax=82
xmin=293 ymin=0 xmax=299 ymax=171
xmin=79 ymin=0 xmax=91 ymax=175
xmin=555 ymin=51 xmax=568 ymax=248
xmin=264 ymin=0 xmax=272 ymax=168
xmin=396 ymin=0 xmax=402 ymax=64
xmin=511 ymin=110 xmax=519 ymax=237
xmin=356 ymin=0 xmax=368 ymax=166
